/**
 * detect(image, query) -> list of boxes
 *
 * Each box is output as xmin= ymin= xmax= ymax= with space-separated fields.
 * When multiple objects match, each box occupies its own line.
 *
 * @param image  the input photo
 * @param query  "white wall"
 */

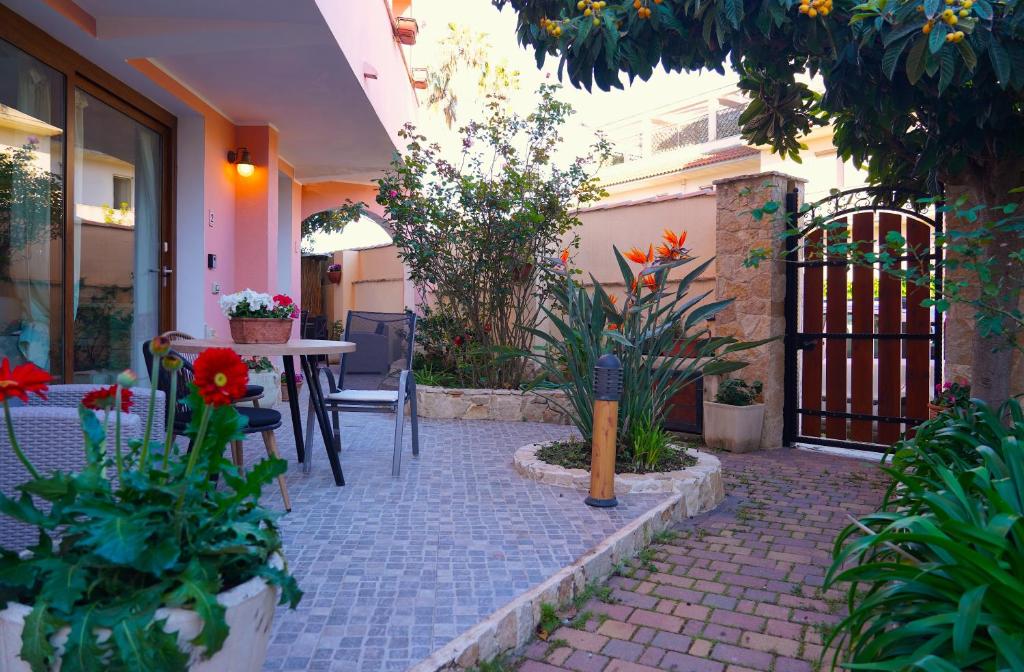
xmin=174 ymin=113 xmax=207 ymax=336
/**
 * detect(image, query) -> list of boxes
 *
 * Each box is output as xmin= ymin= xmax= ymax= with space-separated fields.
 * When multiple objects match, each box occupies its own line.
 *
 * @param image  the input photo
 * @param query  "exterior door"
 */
xmin=0 ymin=20 xmax=174 ymax=382
xmin=783 ymin=188 xmax=943 ymax=451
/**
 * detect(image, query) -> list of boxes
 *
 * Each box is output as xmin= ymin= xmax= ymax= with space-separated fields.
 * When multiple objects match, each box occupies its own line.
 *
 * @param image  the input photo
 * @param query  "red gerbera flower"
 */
xmin=193 ymin=348 xmax=249 ymax=407
xmin=82 ymin=385 xmax=133 ymax=412
xmin=273 ymin=294 xmax=294 ymax=306
xmin=0 ymin=358 xmax=51 ymax=403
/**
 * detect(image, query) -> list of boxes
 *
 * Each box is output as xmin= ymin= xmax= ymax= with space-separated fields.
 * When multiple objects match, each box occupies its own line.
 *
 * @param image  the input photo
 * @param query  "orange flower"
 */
xmin=0 ymin=358 xmax=51 ymax=403
xmin=193 ymin=348 xmax=249 ymax=407
xmin=663 ymin=229 xmax=679 ymax=247
xmin=559 ymin=248 xmax=570 ymax=264
xmin=677 ymin=230 xmax=687 ymax=247
xmin=643 ymin=274 xmax=660 ymax=291
xmin=630 ymin=279 xmax=639 ymax=294
xmin=645 ymin=244 xmax=654 ymax=263
xmin=656 ymin=243 xmax=673 ymax=259
xmin=624 ymin=247 xmax=648 ymax=264
xmin=82 ymin=385 xmax=133 ymax=412
xmin=608 ymin=294 xmax=619 ymax=305
xmin=608 ymin=323 xmax=620 ymax=331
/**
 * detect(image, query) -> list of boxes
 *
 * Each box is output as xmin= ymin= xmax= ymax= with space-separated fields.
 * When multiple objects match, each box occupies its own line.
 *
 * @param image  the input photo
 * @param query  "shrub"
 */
xmin=825 ymin=400 xmax=1024 ymax=671
xmin=377 ymin=85 xmax=609 ymax=389
xmin=529 ymin=232 xmax=766 ymax=463
xmin=714 ymin=379 xmax=763 ymax=406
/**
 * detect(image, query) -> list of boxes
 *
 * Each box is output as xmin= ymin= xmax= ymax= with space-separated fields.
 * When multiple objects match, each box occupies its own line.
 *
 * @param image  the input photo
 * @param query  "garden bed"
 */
xmin=513 ymin=441 xmax=724 ymax=502
xmin=415 ymin=385 xmax=570 ymax=424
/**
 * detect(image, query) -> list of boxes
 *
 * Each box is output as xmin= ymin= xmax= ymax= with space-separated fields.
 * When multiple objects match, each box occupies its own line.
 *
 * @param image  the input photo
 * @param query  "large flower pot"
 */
xmin=229 ymin=318 xmax=292 ymax=344
xmin=248 ymin=370 xmax=281 ymax=407
xmin=703 ymin=401 xmax=765 ymax=453
xmin=0 ymin=562 xmax=280 ymax=671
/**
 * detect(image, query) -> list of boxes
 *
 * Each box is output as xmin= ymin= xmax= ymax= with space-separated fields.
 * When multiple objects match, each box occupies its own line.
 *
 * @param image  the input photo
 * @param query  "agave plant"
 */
xmin=528 ymin=231 xmax=768 ymax=459
xmin=825 ymin=401 xmax=1024 ymax=671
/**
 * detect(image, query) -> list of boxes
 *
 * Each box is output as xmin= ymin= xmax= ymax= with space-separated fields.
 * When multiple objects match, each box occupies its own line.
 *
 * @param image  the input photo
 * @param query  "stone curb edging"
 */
xmin=513 ymin=442 xmax=723 ymax=503
xmin=406 ymin=458 xmax=725 ymax=672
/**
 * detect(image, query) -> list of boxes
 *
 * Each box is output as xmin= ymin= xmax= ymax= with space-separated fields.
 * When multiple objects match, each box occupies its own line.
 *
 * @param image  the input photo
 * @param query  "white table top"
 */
xmin=171 ymin=338 xmax=356 ymax=357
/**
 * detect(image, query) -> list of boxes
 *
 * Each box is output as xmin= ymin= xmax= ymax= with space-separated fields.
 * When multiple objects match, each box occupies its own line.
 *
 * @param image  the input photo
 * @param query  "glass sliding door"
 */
xmin=72 ymin=90 xmax=162 ymax=381
xmin=0 ymin=40 xmax=65 ymax=378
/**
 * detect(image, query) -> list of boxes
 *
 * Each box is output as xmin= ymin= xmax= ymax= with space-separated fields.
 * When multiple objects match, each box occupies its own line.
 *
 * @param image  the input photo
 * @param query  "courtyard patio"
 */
xmin=244 ymin=390 xmax=669 ymax=672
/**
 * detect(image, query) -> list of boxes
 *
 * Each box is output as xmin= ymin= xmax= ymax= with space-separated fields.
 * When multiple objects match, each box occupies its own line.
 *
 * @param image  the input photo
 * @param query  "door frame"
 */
xmin=1 ymin=6 xmax=176 ymax=378
xmin=782 ymin=187 xmax=944 ymax=451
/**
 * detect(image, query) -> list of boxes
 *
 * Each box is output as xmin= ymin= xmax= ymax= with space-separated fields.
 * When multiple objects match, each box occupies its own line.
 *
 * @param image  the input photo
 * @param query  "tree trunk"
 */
xmin=948 ymin=166 xmax=1024 ymax=407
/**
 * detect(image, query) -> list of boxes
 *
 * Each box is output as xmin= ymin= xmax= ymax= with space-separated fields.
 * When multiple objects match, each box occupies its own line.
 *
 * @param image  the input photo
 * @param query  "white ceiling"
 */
xmin=3 ymin=0 xmax=402 ymax=182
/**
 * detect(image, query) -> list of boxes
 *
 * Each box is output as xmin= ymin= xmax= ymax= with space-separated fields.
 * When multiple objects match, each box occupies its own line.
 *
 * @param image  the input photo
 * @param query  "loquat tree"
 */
xmin=493 ymin=0 xmax=1024 ymax=405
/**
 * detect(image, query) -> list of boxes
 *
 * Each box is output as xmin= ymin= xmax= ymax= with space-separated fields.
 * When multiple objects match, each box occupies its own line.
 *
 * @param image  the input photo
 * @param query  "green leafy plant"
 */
xmin=714 ymin=379 xmax=763 ymax=406
xmin=0 ymin=347 xmax=301 ymax=671
xmin=627 ymin=420 xmax=674 ymax=472
xmin=376 ymin=85 xmax=609 ymax=390
xmin=825 ymin=400 xmax=1024 ymax=670
xmin=529 ymin=235 xmax=768 ymax=464
xmin=245 ymin=356 xmax=275 ymax=373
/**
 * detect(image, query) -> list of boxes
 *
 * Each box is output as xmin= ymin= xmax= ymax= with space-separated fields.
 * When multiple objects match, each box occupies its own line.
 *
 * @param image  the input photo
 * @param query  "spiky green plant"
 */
xmin=825 ymin=400 xmax=1024 ymax=670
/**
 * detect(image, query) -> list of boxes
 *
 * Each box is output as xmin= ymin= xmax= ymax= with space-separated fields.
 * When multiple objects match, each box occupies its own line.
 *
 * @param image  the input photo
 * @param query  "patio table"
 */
xmin=171 ymin=338 xmax=355 ymax=486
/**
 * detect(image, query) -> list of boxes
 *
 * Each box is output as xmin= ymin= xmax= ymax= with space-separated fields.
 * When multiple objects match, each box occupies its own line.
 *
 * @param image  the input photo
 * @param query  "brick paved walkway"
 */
xmin=517 ymin=449 xmax=888 ymax=672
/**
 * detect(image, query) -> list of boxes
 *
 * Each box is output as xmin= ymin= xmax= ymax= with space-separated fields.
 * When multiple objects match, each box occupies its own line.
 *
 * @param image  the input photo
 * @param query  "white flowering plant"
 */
xmin=219 ymin=289 xmax=299 ymax=320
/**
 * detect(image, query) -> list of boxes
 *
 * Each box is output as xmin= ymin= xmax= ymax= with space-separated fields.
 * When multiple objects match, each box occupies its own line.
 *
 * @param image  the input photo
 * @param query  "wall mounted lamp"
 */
xmin=228 ymin=147 xmax=255 ymax=177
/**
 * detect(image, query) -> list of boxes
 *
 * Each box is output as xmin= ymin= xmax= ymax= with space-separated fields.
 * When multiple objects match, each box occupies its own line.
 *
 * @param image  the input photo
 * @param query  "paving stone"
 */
xmin=564 ymin=650 xmax=610 ymax=672
xmin=596 ymin=620 xmax=636 ymax=641
xmin=506 ymin=450 xmax=887 ymax=672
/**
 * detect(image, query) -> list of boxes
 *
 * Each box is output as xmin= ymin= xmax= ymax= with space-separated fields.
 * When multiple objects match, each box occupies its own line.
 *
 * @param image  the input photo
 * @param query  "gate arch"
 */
xmin=782 ymin=188 xmax=944 ymax=451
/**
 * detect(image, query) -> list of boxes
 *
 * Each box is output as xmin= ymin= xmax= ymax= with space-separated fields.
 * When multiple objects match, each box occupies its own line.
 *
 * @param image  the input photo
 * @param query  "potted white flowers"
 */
xmin=219 ymin=290 xmax=298 ymax=344
xmin=703 ymin=378 xmax=765 ymax=452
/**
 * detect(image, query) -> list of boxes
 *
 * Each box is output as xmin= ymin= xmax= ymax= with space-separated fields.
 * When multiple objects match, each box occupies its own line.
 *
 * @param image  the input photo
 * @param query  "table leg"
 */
xmin=301 ymin=355 xmax=345 ymax=486
xmin=282 ymin=356 xmax=305 ymax=464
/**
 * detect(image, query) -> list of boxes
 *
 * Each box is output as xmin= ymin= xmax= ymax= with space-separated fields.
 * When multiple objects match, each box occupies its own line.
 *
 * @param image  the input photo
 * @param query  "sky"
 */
xmin=310 ymin=0 xmax=738 ymax=254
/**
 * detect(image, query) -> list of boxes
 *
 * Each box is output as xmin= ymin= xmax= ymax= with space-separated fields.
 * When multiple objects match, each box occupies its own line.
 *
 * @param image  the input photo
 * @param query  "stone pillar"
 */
xmin=711 ymin=172 xmax=806 ymax=449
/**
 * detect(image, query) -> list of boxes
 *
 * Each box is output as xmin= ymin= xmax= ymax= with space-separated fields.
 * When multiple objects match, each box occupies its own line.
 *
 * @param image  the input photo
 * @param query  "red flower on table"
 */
xmin=193 ymin=348 xmax=249 ymax=407
xmin=0 ymin=358 xmax=51 ymax=403
xmin=82 ymin=386 xmax=133 ymax=412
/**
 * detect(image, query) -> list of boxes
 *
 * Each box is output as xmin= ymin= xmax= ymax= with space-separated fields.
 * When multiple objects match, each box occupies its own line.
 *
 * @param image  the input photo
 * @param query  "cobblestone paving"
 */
xmin=516 ymin=449 xmax=888 ymax=672
xmin=240 ymin=390 xmax=666 ymax=672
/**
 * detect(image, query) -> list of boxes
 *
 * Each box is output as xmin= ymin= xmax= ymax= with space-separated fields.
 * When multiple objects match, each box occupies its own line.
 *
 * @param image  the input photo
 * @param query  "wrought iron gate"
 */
xmin=783 ymin=188 xmax=943 ymax=451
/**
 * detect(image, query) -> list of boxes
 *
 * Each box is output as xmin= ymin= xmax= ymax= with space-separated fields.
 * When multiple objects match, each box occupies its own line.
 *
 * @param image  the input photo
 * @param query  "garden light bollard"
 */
xmin=586 ymin=353 xmax=622 ymax=508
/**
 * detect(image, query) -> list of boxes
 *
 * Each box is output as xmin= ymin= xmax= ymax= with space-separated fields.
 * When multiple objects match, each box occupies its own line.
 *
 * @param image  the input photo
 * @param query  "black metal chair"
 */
xmin=307 ymin=310 xmax=418 ymax=477
xmin=142 ymin=340 xmax=291 ymax=511
xmin=162 ymin=331 xmax=265 ymax=405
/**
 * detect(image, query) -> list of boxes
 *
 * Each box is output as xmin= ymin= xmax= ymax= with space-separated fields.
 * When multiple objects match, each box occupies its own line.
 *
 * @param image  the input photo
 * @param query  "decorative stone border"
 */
xmin=415 ymin=385 xmax=570 ymax=424
xmin=514 ymin=442 xmax=723 ymax=501
xmin=407 ymin=469 xmax=725 ymax=672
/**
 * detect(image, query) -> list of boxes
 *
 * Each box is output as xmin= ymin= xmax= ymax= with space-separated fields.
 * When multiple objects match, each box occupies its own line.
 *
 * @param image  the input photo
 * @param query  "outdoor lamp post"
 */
xmin=586 ymin=353 xmax=622 ymax=508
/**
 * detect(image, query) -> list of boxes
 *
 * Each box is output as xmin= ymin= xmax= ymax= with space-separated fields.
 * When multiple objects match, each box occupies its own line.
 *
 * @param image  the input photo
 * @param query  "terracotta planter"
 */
xmin=229 ymin=318 xmax=292 ymax=344
xmin=281 ymin=380 xmax=303 ymax=402
xmin=0 ymin=559 xmax=281 ymax=671
xmin=326 ymin=270 xmax=341 ymax=284
xmin=928 ymin=402 xmax=946 ymax=420
xmin=703 ymin=401 xmax=765 ymax=453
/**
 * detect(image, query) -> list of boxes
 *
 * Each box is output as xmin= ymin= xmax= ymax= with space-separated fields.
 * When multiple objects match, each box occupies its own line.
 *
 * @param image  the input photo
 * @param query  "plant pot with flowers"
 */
xmin=280 ymin=371 xmax=303 ymax=403
xmin=219 ymin=289 xmax=298 ymax=344
xmin=326 ymin=263 xmax=341 ymax=285
xmin=245 ymin=356 xmax=280 ymax=407
xmin=928 ymin=378 xmax=971 ymax=419
xmin=0 ymin=338 xmax=301 ymax=671
xmin=703 ymin=378 xmax=765 ymax=453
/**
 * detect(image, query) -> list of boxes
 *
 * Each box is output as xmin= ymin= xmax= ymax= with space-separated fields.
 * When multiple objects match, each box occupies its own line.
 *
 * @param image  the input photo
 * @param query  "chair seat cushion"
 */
xmin=238 ymin=384 xmax=264 ymax=400
xmin=325 ymin=389 xmax=399 ymax=404
xmin=237 ymin=407 xmax=282 ymax=429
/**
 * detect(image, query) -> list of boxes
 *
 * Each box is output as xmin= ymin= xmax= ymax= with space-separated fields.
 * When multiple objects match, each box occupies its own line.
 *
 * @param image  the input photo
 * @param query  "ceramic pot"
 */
xmin=229 ymin=318 xmax=292 ymax=344
xmin=702 ymin=401 xmax=765 ymax=453
xmin=326 ymin=270 xmax=341 ymax=284
xmin=0 ymin=560 xmax=281 ymax=671
xmin=928 ymin=402 xmax=945 ymax=420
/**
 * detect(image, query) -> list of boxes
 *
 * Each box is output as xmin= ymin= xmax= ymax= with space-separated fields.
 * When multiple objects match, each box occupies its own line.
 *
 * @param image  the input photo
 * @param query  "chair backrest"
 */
xmin=338 ymin=310 xmax=417 ymax=391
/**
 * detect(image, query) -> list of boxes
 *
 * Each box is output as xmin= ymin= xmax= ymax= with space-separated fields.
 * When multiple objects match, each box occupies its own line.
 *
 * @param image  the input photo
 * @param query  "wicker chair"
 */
xmin=0 ymin=385 xmax=166 ymax=551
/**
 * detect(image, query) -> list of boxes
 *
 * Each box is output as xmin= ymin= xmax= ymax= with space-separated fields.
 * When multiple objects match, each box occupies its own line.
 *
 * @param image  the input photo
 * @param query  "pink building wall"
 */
xmin=301 ymin=182 xmax=384 ymax=220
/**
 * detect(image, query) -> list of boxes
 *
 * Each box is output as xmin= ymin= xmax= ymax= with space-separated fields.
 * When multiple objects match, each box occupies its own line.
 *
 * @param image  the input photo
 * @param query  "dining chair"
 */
xmin=142 ymin=340 xmax=292 ymax=511
xmin=161 ymin=331 xmax=266 ymax=406
xmin=306 ymin=310 xmax=418 ymax=477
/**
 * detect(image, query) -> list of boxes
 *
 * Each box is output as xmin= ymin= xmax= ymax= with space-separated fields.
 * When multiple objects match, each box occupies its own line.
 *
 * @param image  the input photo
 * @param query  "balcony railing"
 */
xmin=609 ymin=105 xmax=744 ymax=166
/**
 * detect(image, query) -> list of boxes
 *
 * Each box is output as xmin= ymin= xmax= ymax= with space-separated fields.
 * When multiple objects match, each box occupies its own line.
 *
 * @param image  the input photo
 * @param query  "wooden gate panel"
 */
xmin=905 ymin=218 xmax=932 ymax=423
xmin=850 ymin=213 xmax=875 ymax=442
xmin=876 ymin=212 xmax=903 ymax=444
xmin=800 ymin=229 xmax=824 ymax=437
xmin=824 ymin=221 xmax=849 ymax=439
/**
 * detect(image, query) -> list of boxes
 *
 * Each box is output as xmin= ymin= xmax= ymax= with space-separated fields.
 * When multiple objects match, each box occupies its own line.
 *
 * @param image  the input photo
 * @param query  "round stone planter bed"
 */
xmin=513 ymin=442 xmax=725 ymax=513
xmin=415 ymin=385 xmax=570 ymax=424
